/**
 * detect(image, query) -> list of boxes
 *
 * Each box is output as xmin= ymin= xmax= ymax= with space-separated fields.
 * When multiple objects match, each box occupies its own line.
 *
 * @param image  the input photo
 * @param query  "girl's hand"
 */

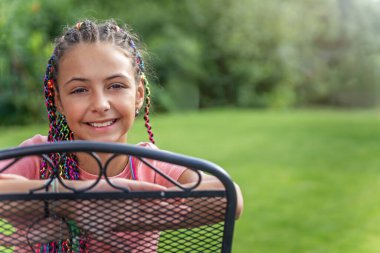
xmin=68 ymin=179 xmax=191 ymax=235
xmin=112 ymin=198 xmax=191 ymax=231
xmin=92 ymin=178 xmax=168 ymax=192
xmin=57 ymin=178 xmax=168 ymax=192
xmin=0 ymin=179 xmax=192 ymax=247
xmin=76 ymin=198 xmax=191 ymax=244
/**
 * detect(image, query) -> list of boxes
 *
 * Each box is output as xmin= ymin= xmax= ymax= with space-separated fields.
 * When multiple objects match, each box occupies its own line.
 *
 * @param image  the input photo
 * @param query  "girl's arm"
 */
xmin=115 ymin=169 xmax=244 ymax=232
xmin=0 ymin=172 xmax=242 ymax=243
xmin=0 ymin=177 xmax=173 ymax=245
xmin=169 ymin=169 xmax=244 ymax=222
xmin=0 ymin=174 xmax=45 ymax=192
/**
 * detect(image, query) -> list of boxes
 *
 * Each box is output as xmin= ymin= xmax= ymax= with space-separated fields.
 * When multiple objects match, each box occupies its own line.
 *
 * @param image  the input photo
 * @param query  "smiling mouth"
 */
xmin=87 ymin=119 xmax=117 ymax=128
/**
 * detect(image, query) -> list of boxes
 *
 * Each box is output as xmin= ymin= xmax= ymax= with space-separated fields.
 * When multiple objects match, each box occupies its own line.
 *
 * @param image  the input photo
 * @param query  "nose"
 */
xmin=91 ymin=92 xmax=110 ymax=113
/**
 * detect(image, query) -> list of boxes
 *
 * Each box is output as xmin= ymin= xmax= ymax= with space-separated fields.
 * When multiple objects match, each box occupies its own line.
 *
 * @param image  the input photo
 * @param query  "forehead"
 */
xmin=57 ymin=42 xmax=135 ymax=82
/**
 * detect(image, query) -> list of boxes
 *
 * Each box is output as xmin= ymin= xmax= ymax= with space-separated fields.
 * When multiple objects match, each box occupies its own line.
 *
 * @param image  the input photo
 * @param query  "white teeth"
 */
xmin=89 ymin=120 xmax=115 ymax=128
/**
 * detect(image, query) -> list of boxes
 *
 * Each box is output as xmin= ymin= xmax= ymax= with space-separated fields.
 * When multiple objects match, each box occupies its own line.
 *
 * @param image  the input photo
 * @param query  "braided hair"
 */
xmin=41 ymin=20 xmax=155 ymax=180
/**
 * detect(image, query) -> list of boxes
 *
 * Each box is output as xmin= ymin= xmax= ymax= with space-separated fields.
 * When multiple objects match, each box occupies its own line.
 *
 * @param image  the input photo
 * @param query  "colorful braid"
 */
xmin=142 ymin=74 xmax=155 ymax=144
xmin=128 ymin=39 xmax=155 ymax=144
xmin=41 ymin=55 xmax=79 ymax=180
xmin=40 ymin=56 xmax=84 ymax=252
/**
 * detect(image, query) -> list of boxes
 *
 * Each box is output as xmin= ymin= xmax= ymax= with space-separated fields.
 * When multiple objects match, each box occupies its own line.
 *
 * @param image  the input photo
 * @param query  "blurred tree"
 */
xmin=293 ymin=0 xmax=380 ymax=107
xmin=0 ymin=0 xmax=379 ymax=125
xmin=0 ymin=0 xmax=80 ymax=124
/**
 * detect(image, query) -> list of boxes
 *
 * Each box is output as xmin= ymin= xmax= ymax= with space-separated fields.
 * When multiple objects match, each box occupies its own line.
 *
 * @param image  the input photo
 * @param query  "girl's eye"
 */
xmin=109 ymin=83 xmax=126 ymax=89
xmin=70 ymin=87 xmax=87 ymax=94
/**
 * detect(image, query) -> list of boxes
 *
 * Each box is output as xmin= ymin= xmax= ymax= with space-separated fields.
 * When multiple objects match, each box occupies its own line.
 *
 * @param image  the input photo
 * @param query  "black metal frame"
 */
xmin=0 ymin=141 xmax=237 ymax=252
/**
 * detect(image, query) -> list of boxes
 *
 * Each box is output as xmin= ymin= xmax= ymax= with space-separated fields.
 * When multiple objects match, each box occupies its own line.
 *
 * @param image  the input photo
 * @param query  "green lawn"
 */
xmin=1 ymin=109 xmax=380 ymax=253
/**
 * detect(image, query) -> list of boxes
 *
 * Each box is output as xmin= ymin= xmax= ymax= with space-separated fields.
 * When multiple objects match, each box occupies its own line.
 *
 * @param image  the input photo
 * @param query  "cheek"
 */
xmin=120 ymin=100 xmax=136 ymax=115
xmin=60 ymin=93 xmax=86 ymax=110
xmin=60 ymin=101 xmax=82 ymax=123
xmin=64 ymin=110 xmax=79 ymax=128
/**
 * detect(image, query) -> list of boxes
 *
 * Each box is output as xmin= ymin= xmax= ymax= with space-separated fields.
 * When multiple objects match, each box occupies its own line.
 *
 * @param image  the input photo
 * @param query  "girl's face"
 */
xmin=55 ymin=42 xmax=144 ymax=143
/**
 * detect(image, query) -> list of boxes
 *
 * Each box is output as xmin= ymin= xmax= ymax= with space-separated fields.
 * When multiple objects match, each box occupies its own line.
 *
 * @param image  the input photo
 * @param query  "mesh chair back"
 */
xmin=0 ymin=142 xmax=237 ymax=252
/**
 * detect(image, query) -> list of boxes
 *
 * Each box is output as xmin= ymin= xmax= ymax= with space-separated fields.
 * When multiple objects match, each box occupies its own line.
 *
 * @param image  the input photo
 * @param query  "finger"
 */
xmin=137 ymin=197 xmax=186 ymax=207
xmin=140 ymin=201 xmax=191 ymax=216
xmin=137 ymin=211 xmax=187 ymax=226
xmin=137 ymin=198 xmax=161 ymax=205
xmin=162 ymin=197 xmax=186 ymax=205
xmin=88 ymin=179 xmax=167 ymax=192
xmin=119 ymin=180 xmax=167 ymax=192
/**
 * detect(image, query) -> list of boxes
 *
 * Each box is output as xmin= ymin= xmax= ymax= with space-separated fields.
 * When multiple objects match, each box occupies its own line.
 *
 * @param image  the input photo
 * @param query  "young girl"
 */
xmin=0 ymin=19 xmax=243 ymax=252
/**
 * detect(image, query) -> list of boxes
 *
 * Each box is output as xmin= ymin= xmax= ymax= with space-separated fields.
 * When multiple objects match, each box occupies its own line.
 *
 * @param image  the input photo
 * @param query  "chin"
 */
xmin=95 ymin=137 xmax=125 ymax=143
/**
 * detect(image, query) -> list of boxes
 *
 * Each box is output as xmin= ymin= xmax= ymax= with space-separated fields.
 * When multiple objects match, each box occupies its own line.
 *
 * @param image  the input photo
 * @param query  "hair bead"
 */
xmin=75 ymin=22 xmax=83 ymax=29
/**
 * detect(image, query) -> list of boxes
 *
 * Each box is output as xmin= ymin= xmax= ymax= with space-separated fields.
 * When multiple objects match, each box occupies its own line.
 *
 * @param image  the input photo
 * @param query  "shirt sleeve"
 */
xmin=0 ymin=135 xmax=46 ymax=179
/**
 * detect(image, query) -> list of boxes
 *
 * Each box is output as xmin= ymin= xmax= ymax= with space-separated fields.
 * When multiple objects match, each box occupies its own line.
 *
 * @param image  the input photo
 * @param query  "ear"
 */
xmin=135 ymin=77 xmax=145 ymax=110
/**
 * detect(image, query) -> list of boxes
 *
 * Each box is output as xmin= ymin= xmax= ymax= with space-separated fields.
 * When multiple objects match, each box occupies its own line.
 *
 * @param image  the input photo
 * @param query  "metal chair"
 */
xmin=0 ymin=141 xmax=237 ymax=252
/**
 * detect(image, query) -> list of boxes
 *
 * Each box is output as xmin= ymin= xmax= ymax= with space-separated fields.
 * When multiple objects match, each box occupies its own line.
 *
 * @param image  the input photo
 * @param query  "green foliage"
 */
xmin=0 ymin=0 xmax=79 ymax=123
xmin=1 ymin=0 xmax=380 ymax=124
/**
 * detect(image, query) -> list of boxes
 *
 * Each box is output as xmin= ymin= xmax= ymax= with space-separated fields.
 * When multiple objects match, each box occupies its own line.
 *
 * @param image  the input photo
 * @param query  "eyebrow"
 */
xmin=64 ymin=73 xmax=131 ymax=86
xmin=105 ymin=74 xmax=131 ymax=81
xmin=64 ymin=77 xmax=89 ymax=86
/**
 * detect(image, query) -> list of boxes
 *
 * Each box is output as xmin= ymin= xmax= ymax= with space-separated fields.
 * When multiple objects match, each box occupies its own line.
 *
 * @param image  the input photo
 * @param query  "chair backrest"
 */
xmin=0 ymin=141 xmax=237 ymax=253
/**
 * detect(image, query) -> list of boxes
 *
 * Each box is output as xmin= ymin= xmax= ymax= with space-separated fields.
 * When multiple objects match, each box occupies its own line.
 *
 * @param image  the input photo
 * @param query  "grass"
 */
xmin=1 ymin=109 xmax=380 ymax=252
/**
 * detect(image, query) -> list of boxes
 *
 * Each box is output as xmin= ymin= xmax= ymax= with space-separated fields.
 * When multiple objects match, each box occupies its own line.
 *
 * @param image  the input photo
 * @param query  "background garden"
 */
xmin=1 ymin=0 xmax=380 ymax=252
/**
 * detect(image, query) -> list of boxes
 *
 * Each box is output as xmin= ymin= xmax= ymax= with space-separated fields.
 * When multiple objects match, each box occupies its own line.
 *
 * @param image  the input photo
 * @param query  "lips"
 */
xmin=86 ymin=119 xmax=117 ymax=128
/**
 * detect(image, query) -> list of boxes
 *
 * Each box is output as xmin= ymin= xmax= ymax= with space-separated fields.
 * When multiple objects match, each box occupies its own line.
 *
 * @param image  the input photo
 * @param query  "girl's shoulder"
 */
xmin=136 ymin=142 xmax=159 ymax=150
xmin=0 ymin=135 xmax=47 ymax=179
xmin=19 ymin=134 xmax=48 ymax=147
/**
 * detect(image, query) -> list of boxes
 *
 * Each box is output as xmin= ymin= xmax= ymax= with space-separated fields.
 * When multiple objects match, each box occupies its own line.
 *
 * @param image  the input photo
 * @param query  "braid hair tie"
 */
xmin=76 ymin=22 xmax=83 ymax=29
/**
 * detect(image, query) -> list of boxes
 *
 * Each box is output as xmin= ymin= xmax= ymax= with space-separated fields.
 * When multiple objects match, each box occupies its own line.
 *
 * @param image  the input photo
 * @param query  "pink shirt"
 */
xmin=1 ymin=134 xmax=186 ymax=187
xmin=0 ymin=134 xmax=188 ymax=252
